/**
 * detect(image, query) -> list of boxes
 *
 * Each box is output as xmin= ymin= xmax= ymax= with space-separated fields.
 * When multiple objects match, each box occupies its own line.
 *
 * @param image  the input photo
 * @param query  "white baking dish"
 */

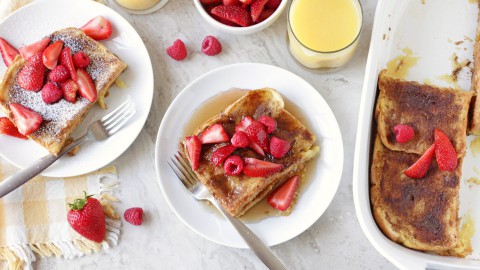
xmin=353 ymin=0 xmax=480 ymax=269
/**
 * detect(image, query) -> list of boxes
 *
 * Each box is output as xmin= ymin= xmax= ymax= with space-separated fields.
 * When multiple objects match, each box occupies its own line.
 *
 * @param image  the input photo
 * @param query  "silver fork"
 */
xmin=0 ymin=97 xmax=136 ymax=198
xmin=168 ymin=152 xmax=289 ymax=270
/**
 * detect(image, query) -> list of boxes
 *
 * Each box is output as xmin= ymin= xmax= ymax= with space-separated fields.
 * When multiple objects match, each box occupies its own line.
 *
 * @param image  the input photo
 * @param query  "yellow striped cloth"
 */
xmin=0 ymin=0 xmax=121 ymax=267
xmin=0 ymin=160 xmax=120 ymax=270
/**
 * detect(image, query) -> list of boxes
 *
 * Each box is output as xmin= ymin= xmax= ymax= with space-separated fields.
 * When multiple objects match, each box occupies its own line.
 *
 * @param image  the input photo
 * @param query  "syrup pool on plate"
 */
xmin=181 ymin=89 xmax=320 ymax=223
xmin=287 ymin=0 xmax=363 ymax=71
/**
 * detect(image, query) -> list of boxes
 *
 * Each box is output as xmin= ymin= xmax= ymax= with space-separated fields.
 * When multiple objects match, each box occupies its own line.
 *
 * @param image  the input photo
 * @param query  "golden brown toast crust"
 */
xmin=371 ymin=137 xmax=460 ymax=252
xmin=0 ymin=28 xmax=127 ymax=155
xmin=183 ymin=88 xmax=319 ymax=217
xmin=376 ymin=70 xmax=472 ymax=156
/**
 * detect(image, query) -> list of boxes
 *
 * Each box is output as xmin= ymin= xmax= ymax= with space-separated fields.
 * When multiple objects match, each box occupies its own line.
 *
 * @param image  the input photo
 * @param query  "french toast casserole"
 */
xmin=0 ymin=27 xmax=127 ymax=155
xmin=181 ymin=88 xmax=319 ymax=217
xmin=371 ymin=71 xmax=474 ymax=256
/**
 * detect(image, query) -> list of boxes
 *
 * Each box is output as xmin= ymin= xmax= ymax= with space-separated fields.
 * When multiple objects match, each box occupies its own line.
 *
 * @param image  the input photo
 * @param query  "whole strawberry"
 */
xmin=67 ymin=192 xmax=106 ymax=243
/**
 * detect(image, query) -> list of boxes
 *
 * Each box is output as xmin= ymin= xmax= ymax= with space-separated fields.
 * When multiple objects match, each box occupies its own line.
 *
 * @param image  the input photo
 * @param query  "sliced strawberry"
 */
xmin=0 ymin=37 xmax=19 ymax=67
xmin=80 ymin=16 xmax=112 ymax=41
xmin=76 ymin=69 xmax=97 ymax=102
xmin=17 ymin=52 xmax=45 ymax=91
xmin=258 ymin=115 xmax=276 ymax=134
xmin=243 ymin=157 xmax=283 ymax=177
xmin=269 ymin=136 xmax=290 ymax=159
xmin=59 ymin=47 xmax=77 ymax=81
xmin=267 ymin=175 xmax=298 ymax=211
xmin=199 ymin=124 xmax=229 ymax=144
xmin=42 ymin=40 xmax=64 ymax=70
xmin=0 ymin=117 xmax=27 ymax=139
xmin=19 ymin=37 xmax=50 ymax=60
xmin=249 ymin=141 xmax=265 ymax=156
xmin=235 ymin=116 xmax=254 ymax=133
xmin=186 ymin=135 xmax=201 ymax=170
xmin=404 ymin=144 xmax=436 ymax=179
xmin=60 ymin=79 xmax=79 ymax=103
xmin=250 ymin=0 xmax=269 ymax=22
xmin=9 ymin=103 xmax=43 ymax=136
xmin=265 ymin=0 xmax=280 ymax=10
xmin=256 ymin=9 xmax=275 ymax=23
xmin=223 ymin=0 xmax=240 ymax=5
xmin=211 ymin=5 xmax=253 ymax=27
xmin=245 ymin=120 xmax=269 ymax=152
xmin=239 ymin=0 xmax=253 ymax=4
xmin=211 ymin=144 xmax=237 ymax=166
xmin=434 ymin=129 xmax=458 ymax=171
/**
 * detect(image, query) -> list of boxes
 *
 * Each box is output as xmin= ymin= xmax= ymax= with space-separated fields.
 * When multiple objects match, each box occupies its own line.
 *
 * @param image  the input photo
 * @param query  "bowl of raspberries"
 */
xmin=194 ymin=0 xmax=287 ymax=35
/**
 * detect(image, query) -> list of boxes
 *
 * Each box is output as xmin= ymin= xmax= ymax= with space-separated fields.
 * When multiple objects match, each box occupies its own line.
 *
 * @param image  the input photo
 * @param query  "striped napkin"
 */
xmin=0 ymin=160 xmax=121 ymax=270
xmin=0 ymin=1 xmax=121 ymax=268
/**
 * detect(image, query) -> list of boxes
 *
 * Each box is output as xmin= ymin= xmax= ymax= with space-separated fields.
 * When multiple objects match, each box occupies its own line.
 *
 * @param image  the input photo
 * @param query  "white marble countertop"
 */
xmin=34 ymin=0 xmax=396 ymax=268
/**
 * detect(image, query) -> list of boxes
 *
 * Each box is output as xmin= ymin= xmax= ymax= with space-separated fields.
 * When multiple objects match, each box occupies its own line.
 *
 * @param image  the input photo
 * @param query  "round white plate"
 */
xmin=155 ymin=63 xmax=343 ymax=248
xmin=0 ymin=0 xmax=153 ymax=177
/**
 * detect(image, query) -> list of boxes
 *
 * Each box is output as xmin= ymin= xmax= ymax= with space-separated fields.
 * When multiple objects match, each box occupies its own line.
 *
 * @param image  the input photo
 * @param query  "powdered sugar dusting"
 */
xmin=10 ymin=82 xmax=90 ymax=140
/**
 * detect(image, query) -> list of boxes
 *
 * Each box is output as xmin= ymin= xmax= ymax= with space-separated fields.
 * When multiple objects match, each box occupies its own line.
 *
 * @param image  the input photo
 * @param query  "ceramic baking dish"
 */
xmin=353 ymin=0 xmax=480 ymax=269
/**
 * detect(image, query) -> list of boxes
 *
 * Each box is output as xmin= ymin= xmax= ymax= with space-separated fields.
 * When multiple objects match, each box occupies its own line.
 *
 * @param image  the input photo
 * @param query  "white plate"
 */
xmin=0 ymin=0 xmax=153 ymax=177
xmin=155 ymin=63 xmax=343 ymax=248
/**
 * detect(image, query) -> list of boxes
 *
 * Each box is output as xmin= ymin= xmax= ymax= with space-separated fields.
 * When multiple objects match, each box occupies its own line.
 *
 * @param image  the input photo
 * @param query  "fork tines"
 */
xmin=101 ymin=97 xmax=136 ymax=135
xmin=168 ymin=152 xmax=197 ymax=190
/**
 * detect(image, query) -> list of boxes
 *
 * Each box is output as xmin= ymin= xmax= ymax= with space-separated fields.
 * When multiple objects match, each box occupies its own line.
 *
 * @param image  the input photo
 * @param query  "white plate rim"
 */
xmin=0 ymin=0 xmax=154 ymax=177
xmin=155 ymin=63 xmax=344 ymax=248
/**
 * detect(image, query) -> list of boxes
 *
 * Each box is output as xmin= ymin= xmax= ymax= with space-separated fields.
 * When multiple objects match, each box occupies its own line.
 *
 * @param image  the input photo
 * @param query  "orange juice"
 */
xmin=115 ymin=0 xmax=162 ymax=10
xmin=287 ymin=0 xmax=362 ymax=70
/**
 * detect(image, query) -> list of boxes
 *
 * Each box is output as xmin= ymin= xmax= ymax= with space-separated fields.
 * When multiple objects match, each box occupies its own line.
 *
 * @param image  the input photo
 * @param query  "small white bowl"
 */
xmin=193 ymin=0 xmax=288 ymax=35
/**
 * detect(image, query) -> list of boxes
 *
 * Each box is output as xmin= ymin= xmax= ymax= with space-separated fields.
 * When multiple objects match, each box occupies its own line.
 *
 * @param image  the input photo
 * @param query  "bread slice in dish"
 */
xmin=371 ymin=136 xmax=461 ymax=252
xmin=0 ymin=28 xmax=127 ymax=155
xmin=182 ymin=88 xmax=319 ymax=217
xmin=376 ymin=70 xmax=472 ymax=156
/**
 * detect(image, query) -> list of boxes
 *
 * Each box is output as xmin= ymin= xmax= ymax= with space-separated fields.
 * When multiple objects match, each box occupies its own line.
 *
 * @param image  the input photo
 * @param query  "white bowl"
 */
xmin=192 ymin=0 xmax=288 ymax=35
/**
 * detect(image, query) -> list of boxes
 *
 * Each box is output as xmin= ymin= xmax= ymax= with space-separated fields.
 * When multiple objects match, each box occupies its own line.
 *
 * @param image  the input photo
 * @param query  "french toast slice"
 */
xmin=376 ymin=70 xmax=472 ymax=156
xmin=0 ymin=28 xmax=127 ymax=155
xmin=182 ymin=88 xmax=319 ymax=217
xmin=371 ymin=137 xmax=461 ymax=252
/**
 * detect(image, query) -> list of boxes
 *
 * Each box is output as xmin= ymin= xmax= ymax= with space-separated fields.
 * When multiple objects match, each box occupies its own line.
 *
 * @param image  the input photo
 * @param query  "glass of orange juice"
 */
xmin=287 ymin=0 xmax=363 ymax=71
xmin=114 ymin=0 xmax=169 ymax=14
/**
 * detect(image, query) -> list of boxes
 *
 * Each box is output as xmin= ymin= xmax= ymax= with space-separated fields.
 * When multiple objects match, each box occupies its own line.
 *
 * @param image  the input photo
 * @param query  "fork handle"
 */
xmin=212 ymin=200 xmax=289 ymax=270
xmin=0 ymin=135 xmax=88 ymax=198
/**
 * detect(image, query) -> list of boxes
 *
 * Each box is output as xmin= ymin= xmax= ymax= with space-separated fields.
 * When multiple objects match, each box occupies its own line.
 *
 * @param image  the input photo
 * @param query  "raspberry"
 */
xmin=394 ymin=124 xmax=414 ymax=143
xmin=166 ymin=39 xmax=187 ymax=61
xmin=224 ymin=156 xmax=244 ymax=176
xmin=231 ymin=131 xmax=250 ymax=148
xmin=72 ymin=51 xmax=91 ymax=69
xmin=269 ymin=136 xmax=291 ymax=159
xmin=48 ymin=65 xmax=70 ymax=82
xmin=60 ymin=79 xmax=79 ymax=103
xmin=41 ymin=82 xmax=63 ymax=104
xmin=258 ymin=115 xmax=276 ymax=134
xmin=124 ymin=207 xmax=143 ymax=226
xmin=201 ymin=36 xmax=222 ymax=56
